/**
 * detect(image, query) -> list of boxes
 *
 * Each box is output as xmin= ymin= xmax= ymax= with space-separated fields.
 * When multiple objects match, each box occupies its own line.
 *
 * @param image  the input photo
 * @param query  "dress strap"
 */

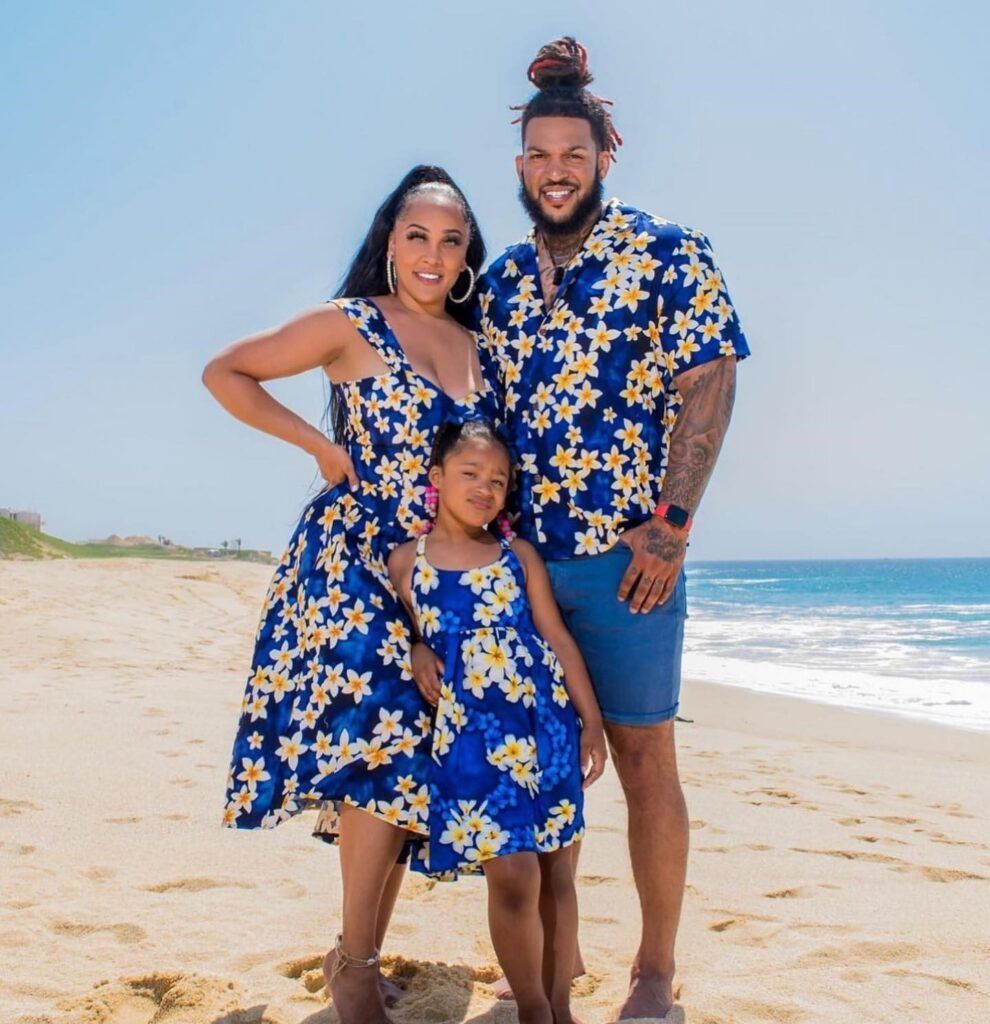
xmin=331 ymin=298 xmax=405 ymax=375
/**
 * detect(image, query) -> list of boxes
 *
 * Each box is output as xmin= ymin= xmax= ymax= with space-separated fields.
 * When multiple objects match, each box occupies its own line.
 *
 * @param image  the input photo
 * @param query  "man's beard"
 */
xmin=518 ymin=173 xmax=604 ymax=239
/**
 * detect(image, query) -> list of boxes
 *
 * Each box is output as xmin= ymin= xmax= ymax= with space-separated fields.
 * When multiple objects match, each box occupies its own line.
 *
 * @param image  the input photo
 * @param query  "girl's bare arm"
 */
xmin=512 ymin=540 xmax=603 ymax=728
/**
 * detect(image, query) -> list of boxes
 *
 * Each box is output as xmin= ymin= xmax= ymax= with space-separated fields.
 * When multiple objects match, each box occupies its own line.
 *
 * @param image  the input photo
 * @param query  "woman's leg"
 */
xmin=375 ymin=860 xmax=406 ymax=950
xmin=539 ymin=847 xmax=580 ymax=1023
xmin=483 ymin=852 xmax=553 ymax=1024
xmin=325 ymin=804 xmax=408 ymax=1024
xmin=375 ymin=861 xmax=408 ymax=1005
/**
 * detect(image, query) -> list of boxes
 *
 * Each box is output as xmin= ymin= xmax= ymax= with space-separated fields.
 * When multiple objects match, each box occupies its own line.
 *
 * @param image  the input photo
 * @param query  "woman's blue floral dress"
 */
xmin=408 ymin=533 xmax=585 ymax=878
xmin=222 ymin=297 xmax=500 ymax=854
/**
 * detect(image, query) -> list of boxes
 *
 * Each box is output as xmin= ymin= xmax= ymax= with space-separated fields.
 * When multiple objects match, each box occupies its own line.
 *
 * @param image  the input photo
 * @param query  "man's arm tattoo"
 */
xmin=662 ymin=357 xmax=737 ymax=514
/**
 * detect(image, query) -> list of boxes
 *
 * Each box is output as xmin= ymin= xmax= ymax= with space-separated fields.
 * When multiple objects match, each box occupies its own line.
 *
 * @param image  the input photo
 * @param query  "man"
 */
xmin=476 ymin=37 xmax=749 ymax=1020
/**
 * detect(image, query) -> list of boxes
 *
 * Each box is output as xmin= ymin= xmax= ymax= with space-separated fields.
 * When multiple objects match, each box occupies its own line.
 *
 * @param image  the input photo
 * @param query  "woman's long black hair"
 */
xmin=325 ymin=165 xmax=487 ymax=442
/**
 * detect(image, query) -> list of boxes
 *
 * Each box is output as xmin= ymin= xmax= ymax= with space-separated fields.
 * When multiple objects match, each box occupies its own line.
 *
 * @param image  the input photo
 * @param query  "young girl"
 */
xmin=388 ymin=419 xmax=607 ymax=1024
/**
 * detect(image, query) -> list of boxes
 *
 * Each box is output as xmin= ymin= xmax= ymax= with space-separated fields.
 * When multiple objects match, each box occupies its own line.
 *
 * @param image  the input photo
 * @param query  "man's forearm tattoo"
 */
xmin=662 ymin=357 xmax=737 ymax=514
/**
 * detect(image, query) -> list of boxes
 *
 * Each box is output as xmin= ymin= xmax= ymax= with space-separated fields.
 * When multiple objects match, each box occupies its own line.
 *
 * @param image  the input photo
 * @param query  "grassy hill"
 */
xmin=0 ymin=518 xmax=273 ymax=563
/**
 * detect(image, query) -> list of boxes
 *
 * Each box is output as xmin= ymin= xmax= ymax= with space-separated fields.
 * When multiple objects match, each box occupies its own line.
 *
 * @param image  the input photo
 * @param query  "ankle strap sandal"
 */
xmin=326 ymin=933 xmax=381 ymax=985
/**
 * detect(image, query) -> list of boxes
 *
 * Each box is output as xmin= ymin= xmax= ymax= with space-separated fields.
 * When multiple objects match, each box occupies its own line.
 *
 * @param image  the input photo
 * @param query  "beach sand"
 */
xmin=1 ymin=558 xmax=987 ymax=1024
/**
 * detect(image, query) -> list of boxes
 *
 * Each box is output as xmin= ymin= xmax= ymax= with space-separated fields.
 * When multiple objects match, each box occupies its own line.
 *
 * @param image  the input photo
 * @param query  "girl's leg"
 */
xmin=539 ymin=847 xmax=580 ymax=1023
xmin=493 ymin=840 xmax=585 ymax=1000
xmin=325 ymin=804 xmax=408 ymax=1024
xmin=483 ymin=852 xmax=554 ymax=1024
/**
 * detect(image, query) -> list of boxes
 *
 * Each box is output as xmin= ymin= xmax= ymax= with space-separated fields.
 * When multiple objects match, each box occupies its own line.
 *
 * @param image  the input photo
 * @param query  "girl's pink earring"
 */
xmin=494 ymin=512 xmax=516 ymax=542
xmin=418 ymin=483 xmax=439 ymax=536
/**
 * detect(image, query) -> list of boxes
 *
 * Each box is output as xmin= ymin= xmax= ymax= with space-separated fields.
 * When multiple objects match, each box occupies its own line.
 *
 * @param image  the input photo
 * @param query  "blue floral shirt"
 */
xmin=477 ymin=199 xmax=749 ymax=561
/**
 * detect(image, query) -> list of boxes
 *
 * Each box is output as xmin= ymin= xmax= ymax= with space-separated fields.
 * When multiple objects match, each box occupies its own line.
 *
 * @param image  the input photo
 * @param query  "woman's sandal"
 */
xmin=324 ymin=935 xmax=405 ymax=1009
xmin=325 ymin=934 xmax=380 ymax=985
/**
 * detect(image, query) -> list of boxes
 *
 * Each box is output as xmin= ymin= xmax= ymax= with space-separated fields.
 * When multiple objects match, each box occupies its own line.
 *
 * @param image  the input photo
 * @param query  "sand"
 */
xmin=0 ymin=558 xmax=988 ymax=1024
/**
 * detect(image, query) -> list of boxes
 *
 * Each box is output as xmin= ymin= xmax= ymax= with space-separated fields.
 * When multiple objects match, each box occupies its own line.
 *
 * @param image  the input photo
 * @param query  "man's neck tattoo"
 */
xmin=539 ymin=205 xmax=602 ymax=285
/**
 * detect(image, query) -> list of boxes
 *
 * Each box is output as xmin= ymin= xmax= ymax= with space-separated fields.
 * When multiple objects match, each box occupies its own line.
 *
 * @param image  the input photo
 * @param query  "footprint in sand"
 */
xmin=792 ymin=847 xmax=987 ymax=883
xmin=930 ymin=835 xmax=990 ymax=850
xmin=853 ymin=833 xmax=908 ymax=847
xmin=792 ymin=846 xmax=908 ymax=867
xmin=50 ymin=920 xmax=146 ymax=944
xmin=142 ymin=877 xmax=256 ymax=894
xmin=709 ymin=917 xmax=738 ymax=932
xmin=400 ymin=874 xmax=436 ymax=898
xmin=795 ymin=940 xmax=920 ymax=968
xmin=733 ymin=998 xmax=807 ymax=1022
xmin=0 ymin=797 xmax=41 ymax=818
xmin=570 ymin=972 xmax=603 ymax=997
xmin=764 ymin=886 xmax=815 ymax=900
xmin=56 ymin=973 xmax=249 ymax=1023
xmin=168 ymin=778 xmax=196 ymax=788
xmin=587 ymin=824 xmax=622 ymax=834
xmin=920 ymin=866 xmax=987 ymax=883
xmin=84 ymin=866 xmax=117 ymax=883
xmin=578 ymin=874 xmax=619 ymax=887
xmin=707 ymin=913 xmax=782 ymax=949
xmin=886 ymin=968 xmax=979 ymax=991
xmin=276 ymin=953 xmax=327 ymax=993
xmin=104 ymin=815 xmax=142 ymax=825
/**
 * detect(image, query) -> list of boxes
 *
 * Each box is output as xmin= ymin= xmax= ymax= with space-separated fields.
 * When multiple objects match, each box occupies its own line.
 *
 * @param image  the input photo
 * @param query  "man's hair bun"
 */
xmin=513 ymin=35 xmax=622 ymax=161
xmin=527 ymin=36 xmax=594 ymax=91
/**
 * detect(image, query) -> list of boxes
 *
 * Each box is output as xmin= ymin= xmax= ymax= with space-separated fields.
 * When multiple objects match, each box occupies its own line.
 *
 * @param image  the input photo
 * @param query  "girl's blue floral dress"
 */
xmin=408 ymin=533 xmax=585 ymax=878
xmin=221 ymin=298 xmax=500 ymax=856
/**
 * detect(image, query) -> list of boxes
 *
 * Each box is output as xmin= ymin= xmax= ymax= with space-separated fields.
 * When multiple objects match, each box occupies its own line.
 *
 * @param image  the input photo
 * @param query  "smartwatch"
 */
xmin=653 ymin=502 xmax=693 ymax=532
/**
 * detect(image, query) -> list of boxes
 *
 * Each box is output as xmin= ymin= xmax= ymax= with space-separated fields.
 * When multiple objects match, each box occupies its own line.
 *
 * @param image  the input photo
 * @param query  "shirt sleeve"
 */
xmin=657 ymin=231 xmax=750 ymax=379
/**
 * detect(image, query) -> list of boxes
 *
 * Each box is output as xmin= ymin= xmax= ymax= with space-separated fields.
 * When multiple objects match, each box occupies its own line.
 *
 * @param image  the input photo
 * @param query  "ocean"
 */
xmin=682 ymin=558 xmax=990 ymax=731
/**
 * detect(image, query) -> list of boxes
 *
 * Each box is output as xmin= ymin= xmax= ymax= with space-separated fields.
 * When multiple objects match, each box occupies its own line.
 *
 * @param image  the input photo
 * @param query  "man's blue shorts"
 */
xmin=545 ymin=545 xmax=687 ymax=727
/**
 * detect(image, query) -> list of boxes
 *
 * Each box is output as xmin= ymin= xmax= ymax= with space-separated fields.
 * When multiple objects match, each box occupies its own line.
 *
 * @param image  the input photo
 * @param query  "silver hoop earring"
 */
xmin=386 ymin=254 xmax=397 ymax=295
xmin=449 ymin=266 xmax=476 ymax=304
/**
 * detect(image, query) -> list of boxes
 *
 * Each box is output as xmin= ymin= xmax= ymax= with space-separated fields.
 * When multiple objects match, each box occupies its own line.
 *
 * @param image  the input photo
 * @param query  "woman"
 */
xmin=202 ymin=165 xmax=500 ymax=1024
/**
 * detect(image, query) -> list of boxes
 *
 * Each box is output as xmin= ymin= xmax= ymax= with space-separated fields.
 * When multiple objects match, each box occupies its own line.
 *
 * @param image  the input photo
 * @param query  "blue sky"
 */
xmin=2 ymin=1 xmax=988 ymax=559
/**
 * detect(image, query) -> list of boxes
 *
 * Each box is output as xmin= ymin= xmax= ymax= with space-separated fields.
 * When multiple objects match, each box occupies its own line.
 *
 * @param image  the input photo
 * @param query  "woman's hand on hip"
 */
xmin=311 ymin=437 xmax=359 ymax=491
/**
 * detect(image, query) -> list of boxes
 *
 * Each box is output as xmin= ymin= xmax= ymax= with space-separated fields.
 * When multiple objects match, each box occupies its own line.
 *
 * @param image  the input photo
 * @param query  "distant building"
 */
xmin=0 ymin=508 xmax=43 ymax=531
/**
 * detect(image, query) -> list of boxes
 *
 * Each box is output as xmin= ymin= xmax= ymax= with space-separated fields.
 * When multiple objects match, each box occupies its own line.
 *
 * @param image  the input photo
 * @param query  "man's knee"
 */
xmin=606 ymin=721 xmax=682 ymax=801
